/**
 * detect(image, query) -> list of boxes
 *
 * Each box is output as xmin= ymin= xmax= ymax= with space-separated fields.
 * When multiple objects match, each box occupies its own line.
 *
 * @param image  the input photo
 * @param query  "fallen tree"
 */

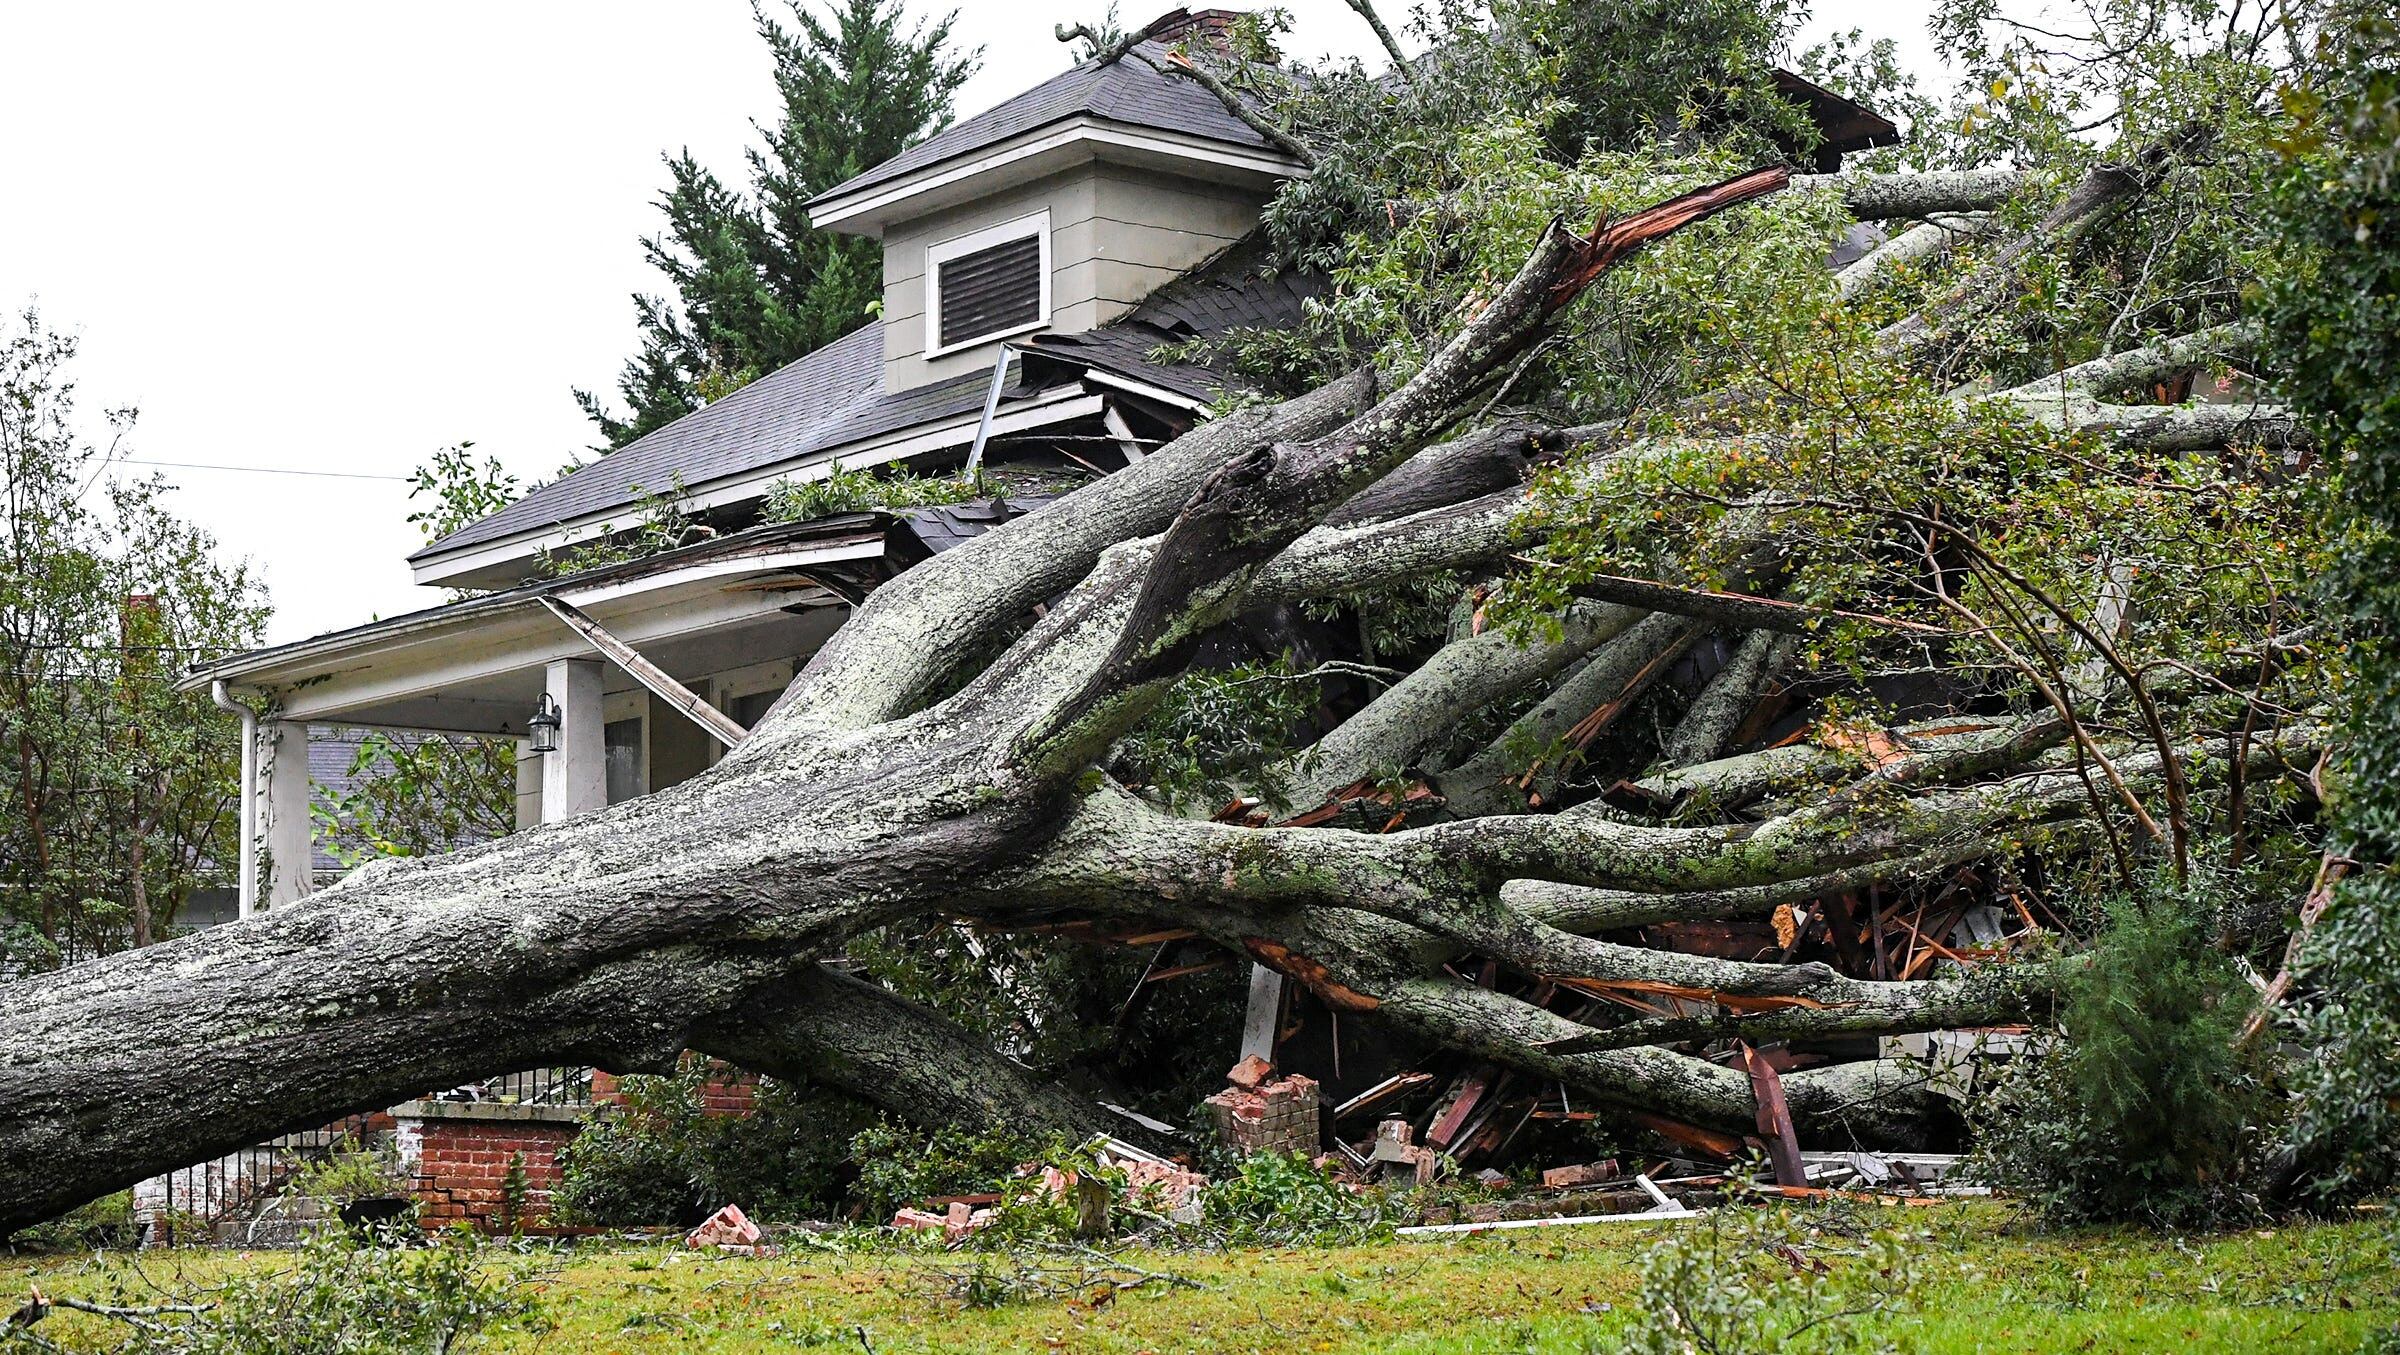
xmin=0 ymin=75 xmax=2336 ymax=1226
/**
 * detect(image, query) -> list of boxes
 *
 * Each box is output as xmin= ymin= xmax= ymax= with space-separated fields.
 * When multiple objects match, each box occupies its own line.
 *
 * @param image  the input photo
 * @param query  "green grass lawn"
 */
xmin=5 ymin=1204 xmax=2394 ymax=1353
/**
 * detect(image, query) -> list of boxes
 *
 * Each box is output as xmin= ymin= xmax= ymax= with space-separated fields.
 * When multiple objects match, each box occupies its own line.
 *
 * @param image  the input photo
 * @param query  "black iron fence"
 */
xmin=138 ymin=1067 xmax=595 ymax=1243
xmin=141 ymin=1110 xmax=384 ymax=1243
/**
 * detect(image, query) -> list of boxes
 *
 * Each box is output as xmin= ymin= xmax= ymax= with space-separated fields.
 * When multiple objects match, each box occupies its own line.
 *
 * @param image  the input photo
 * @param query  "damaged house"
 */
xmin=182 ymin=9 xmax=1892 ymax=919
xmin=157 ymin=9 xmax=1901 ymax=1234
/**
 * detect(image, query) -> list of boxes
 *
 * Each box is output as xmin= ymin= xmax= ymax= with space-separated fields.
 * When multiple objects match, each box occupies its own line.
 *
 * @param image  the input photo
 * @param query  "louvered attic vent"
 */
xmin=927 ymin=213 xmax=1048 ymax=355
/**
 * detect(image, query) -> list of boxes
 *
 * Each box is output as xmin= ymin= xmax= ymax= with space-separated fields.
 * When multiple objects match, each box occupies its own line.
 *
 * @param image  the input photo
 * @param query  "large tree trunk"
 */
xmin=0 ymin=164 xmax=2310 ymax=1233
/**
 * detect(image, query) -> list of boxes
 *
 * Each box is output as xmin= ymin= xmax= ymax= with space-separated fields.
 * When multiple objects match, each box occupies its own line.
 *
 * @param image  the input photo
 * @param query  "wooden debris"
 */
xmin=1540 ymin=1160 xmax=1622 ymax=1191
xmin=1333 ymin=1071 xmax=1434 ymax=1121
xmin=1739 ymin=1043 xmax=1807 ymax=1187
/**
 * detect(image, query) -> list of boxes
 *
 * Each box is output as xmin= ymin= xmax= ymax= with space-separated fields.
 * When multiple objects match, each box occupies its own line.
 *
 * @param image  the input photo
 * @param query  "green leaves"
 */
xmin=0 ymin=307 xmax=265 ymax=961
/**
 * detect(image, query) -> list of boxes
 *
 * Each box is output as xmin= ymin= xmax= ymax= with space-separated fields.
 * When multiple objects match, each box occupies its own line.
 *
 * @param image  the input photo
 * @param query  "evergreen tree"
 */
xmin=578 ymin=1 xmax=977 ymax=448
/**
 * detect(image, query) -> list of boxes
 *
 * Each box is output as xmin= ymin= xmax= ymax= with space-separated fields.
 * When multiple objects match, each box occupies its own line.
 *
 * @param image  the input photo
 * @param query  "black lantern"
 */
xmin=527 ymin=692 xmax=562 ymax=755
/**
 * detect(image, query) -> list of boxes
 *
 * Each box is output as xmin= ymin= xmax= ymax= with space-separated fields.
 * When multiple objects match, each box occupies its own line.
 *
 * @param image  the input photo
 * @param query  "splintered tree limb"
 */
xmin=1543 ymin=169 xmax=1790 ymax=315
xmin=1435 ymin=613 xmax=1700 ymax=818
xmin=1283 ymin=601 xmax=1646 ymax=809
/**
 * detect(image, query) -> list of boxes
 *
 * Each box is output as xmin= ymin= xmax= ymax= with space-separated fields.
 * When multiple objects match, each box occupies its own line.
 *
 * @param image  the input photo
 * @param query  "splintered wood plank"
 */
xmin=1333 ymin=1072 xmax=1435 ymax=1121
xmin=1426 ymin=1064 xmax=1498 ymax=1149
xmin=1629 ymin=1111 xmax=1745 ymax=1160
xmin=1740 ymin=1043 xmax=1807 ymax=1186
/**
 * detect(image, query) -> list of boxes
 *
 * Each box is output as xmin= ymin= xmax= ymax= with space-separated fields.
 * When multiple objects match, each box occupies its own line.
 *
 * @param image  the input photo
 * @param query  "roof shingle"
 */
xmin=811 ymin=41 xmax=1280 ymax=208
xmin=414 ymin=326 xmax=995 ymax=560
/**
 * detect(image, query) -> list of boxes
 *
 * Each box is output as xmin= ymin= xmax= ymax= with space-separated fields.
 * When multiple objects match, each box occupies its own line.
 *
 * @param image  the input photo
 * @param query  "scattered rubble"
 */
xmin=684 ymin=1203 xmax=766 ymax=1253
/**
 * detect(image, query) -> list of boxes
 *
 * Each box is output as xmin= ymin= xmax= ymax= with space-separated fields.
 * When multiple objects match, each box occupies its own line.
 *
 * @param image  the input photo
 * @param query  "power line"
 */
xmin=110 ymin=458 xmax=410 ymax=483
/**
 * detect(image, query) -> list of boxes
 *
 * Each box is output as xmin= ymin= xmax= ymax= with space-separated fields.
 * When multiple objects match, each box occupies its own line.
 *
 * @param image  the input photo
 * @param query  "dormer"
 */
xmin=807 ymin=11 xmax=1308 ymax=394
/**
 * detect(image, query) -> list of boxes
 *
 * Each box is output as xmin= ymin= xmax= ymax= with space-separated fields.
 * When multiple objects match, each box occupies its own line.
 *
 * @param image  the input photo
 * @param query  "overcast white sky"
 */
xmin=0 ymin=2 xmax=1940 ymax=646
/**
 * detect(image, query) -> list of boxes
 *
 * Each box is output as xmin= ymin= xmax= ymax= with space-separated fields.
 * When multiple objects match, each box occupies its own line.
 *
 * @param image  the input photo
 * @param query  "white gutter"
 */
xmin=209 ymin=681 xmax=258 ymax=919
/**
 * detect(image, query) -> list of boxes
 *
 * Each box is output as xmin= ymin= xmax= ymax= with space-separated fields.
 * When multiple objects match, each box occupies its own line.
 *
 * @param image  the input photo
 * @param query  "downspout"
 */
xmin=964 ymin=344 xmax=1015 ymax=479
xmin=209 ymin=681 xmax=258 ymax=919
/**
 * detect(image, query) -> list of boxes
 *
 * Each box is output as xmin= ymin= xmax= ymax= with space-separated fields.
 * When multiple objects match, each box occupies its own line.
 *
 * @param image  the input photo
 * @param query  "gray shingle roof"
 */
xmin=1022 ymin=235 xmax=1322 ymax=399
xmin=811 ymin=42 xmax=1279 ymax=208
xmin=418 ymin=238 xmax=1321 ymax=568
xmin=415 ymin=325 xmax=993 ymax=560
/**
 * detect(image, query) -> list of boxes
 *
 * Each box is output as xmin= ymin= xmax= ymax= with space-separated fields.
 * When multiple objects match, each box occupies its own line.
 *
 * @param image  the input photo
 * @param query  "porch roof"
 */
xmin=182 ymin=514 xmax=898 ymax=734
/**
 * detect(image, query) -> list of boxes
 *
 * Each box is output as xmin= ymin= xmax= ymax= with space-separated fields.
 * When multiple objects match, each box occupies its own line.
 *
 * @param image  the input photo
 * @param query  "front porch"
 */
xmin=184 ymin=512 xmax=963 ymax=913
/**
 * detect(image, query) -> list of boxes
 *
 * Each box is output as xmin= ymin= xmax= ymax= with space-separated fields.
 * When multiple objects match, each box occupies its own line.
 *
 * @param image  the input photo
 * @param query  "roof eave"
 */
xmin=405 ymin=381 xmax=1110 ymax=590
xmin=183 ymin=514 xmax=892 ymax=694
xmin=807 ymin=113 xmax=1306 ymax=237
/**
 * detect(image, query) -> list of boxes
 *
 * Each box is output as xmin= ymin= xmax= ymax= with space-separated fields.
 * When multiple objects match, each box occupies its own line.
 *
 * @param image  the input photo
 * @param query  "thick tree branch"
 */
xmin=693 ymin=963 xmax=1145 ymax=1146
xmin=1795 ymin=167 xmax=2025 ymax=220
xmin=1666 ymin=631 xmax=1796 ymax=766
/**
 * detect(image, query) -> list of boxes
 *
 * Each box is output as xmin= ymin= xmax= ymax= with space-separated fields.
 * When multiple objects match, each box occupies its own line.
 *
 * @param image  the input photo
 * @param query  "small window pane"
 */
xmin=604 ymin=718 xmax=644 ymax=804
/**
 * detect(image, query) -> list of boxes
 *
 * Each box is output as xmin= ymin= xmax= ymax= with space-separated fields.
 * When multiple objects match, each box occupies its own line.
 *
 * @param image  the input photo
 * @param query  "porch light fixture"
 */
xmin=527 ymin=693 xmax=562 ymax=755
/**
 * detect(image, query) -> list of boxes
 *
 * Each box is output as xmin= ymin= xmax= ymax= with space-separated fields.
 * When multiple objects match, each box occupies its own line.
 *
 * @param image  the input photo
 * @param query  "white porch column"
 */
xmin=258 ymin=720 xmax=315 ymax=908
xmin=540 ymin=658 xmax=605 ymax=823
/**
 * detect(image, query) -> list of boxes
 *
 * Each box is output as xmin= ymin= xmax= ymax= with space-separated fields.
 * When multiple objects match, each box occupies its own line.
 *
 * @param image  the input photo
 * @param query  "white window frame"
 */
xmin=601 ymin=688 xmax=650 ymax=804
xmin=707 ymin=660 xmax=797 ymax=766
xmin=923 ymin=210 xmax=1051 ymax=359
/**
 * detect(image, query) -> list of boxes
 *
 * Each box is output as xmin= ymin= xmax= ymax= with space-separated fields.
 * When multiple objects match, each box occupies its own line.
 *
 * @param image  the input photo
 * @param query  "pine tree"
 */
xmin=578 ymin=1 xmax=977 ymax=448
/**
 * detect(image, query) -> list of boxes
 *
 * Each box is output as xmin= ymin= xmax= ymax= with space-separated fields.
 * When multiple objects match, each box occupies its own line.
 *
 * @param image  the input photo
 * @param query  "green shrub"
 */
xmin=1619 ymin=1202 xmax=1917 ymax=1355
xmin=553 ymin=1062 xmax=879 ymax=1226
xmin=286 ymin=1137 xmax=407 ymax=1206
xmin=3 ymin=1190 xmax=137 ymax=1252
xmin=1970 ymin=874 xmax=2281 ymax=1227
xmin=846 ymin=1121 xmax=1060 ymax=1222
xmin=1193 ymin=1151 xmax=1393 ymax=1248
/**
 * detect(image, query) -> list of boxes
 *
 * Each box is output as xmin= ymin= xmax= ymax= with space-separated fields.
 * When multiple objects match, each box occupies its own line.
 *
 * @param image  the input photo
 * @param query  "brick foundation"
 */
xmin=392 ymin=1101 xmax=582 ymax=1232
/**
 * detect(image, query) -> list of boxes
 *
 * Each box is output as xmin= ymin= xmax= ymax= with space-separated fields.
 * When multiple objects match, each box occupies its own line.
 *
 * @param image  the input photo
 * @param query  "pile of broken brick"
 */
xmin=889 ymin=1147 xmax=1210 ymax=1245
